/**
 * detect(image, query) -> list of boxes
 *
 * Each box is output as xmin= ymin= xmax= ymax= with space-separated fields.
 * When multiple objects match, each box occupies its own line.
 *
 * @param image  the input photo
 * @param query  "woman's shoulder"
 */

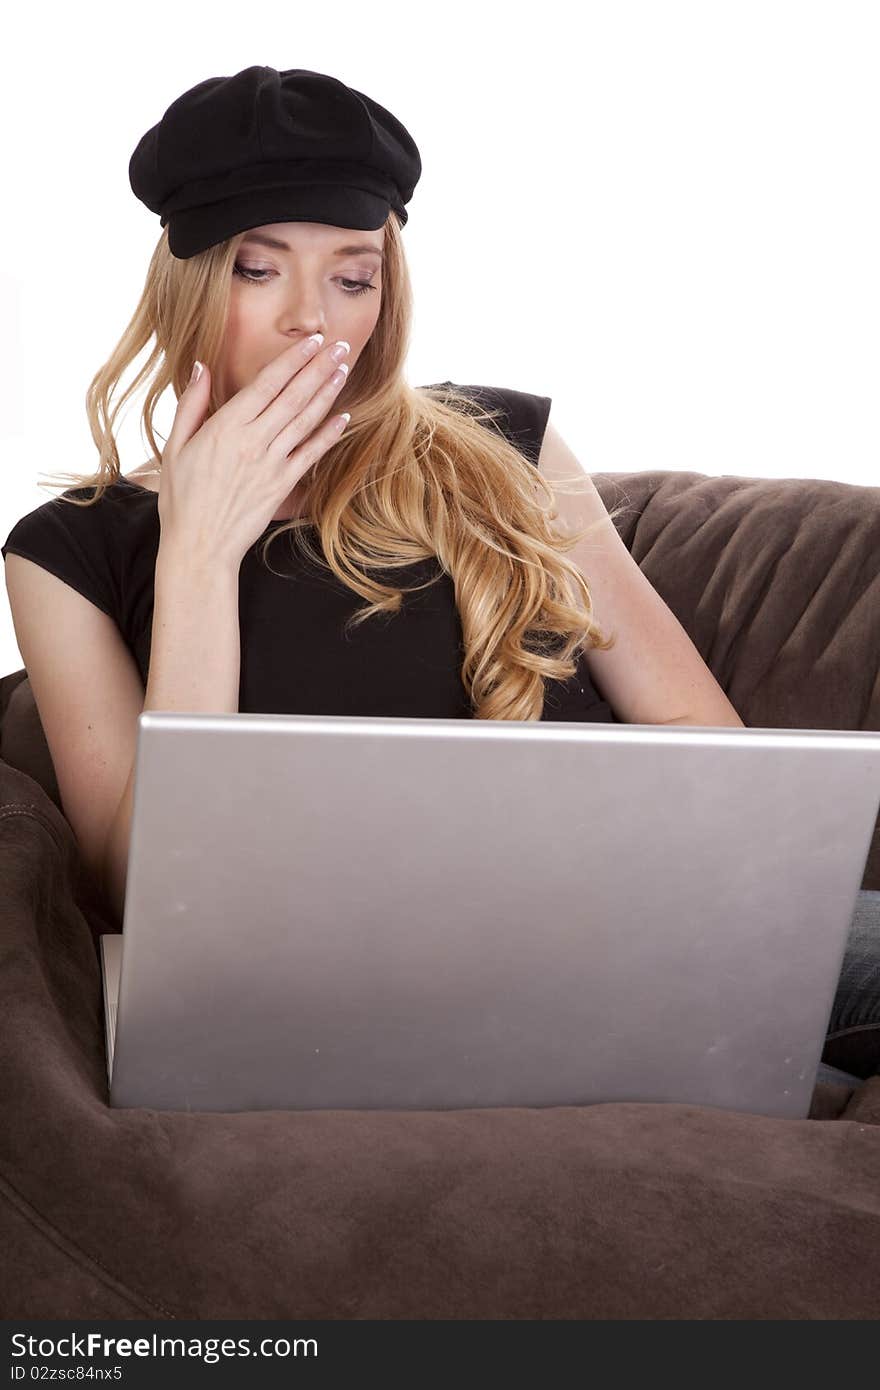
xmin=420 ymin=381 xmax=553 ymax=465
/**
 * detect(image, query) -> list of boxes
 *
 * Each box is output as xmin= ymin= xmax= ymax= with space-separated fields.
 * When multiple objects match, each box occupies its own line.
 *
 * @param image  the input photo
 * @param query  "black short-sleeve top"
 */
xmin=2 ymin=381 xmax=617 ymax=723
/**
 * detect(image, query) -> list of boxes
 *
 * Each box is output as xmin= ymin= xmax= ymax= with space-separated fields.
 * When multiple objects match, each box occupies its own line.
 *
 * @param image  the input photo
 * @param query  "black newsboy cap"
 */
xmin=128 ymin=65 xmax=422 ymax=259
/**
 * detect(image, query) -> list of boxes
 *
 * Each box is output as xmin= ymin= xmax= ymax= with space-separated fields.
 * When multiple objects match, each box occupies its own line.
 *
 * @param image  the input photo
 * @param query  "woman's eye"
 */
xmin=232 ymin=264 xmax=375 ymax=296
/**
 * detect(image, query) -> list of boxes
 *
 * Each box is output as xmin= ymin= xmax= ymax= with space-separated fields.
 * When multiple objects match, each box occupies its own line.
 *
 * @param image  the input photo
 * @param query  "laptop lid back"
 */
xmin=109 ymin=714 xmax=880 ymax=1117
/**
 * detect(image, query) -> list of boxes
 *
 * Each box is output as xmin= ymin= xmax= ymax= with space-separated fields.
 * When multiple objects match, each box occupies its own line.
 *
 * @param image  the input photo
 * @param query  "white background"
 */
xmin=1 ymin=0 xmax=877 ymax=676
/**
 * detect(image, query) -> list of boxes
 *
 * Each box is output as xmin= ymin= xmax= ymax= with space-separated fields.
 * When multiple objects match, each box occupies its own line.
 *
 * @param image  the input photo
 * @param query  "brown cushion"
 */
xmin=0 ymin=669 xmax=61 ymax=811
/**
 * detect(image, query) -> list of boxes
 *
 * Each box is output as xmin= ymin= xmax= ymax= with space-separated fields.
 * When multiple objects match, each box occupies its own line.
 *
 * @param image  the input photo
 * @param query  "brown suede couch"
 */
xmin=1 ymin=467 xmax=879 ymax=1320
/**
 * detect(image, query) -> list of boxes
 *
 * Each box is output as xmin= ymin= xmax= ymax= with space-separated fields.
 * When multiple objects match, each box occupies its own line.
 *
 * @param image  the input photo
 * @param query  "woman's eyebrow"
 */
xmin=241 ymin=232 xmax=383 ymax=260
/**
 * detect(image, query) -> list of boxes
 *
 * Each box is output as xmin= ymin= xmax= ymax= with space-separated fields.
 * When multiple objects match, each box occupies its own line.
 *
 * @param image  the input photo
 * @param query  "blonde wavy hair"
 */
xmin=39 ymin=212 xmax=628 ymax=720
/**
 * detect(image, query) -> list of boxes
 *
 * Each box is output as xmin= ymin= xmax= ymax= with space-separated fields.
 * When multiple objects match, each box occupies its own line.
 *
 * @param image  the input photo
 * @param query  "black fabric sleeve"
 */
xmin=422 ymin=381 xmax=552 ymax=468
xmin=2 ymin=493 xmax=119 ymax=624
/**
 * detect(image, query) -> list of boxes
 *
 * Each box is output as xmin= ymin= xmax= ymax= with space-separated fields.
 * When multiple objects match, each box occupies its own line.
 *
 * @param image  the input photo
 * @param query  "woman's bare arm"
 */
xmin=101 ymin=542 xmax=241 ymax=924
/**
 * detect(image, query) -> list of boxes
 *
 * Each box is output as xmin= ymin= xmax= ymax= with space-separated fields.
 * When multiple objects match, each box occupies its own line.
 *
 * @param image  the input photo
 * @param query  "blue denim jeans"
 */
xmin=816 ymin=889 xmax=880 ymax=1089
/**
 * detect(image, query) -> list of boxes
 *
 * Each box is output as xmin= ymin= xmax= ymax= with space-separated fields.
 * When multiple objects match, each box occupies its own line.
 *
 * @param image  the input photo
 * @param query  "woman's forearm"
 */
xmin=101 ymin=543 xmax=242 ymax=924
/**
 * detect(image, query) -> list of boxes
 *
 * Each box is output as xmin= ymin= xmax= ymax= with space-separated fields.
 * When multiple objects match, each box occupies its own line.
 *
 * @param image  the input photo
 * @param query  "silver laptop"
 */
xmin=101 ymin=713 xmax=880 ymax=1118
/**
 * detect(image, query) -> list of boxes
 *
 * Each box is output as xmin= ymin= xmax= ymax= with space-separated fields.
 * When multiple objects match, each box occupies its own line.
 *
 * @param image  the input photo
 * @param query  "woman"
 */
xmin=3 ymin=65 xmax=877 ymax=1087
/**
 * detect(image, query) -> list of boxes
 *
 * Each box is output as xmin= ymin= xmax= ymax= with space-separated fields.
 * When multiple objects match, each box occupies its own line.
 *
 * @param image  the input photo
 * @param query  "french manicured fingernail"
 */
xmin=189 ymin=360 xmax=203 ymax=385
xmin=304 ymin=333 xmax=324 ymax=354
